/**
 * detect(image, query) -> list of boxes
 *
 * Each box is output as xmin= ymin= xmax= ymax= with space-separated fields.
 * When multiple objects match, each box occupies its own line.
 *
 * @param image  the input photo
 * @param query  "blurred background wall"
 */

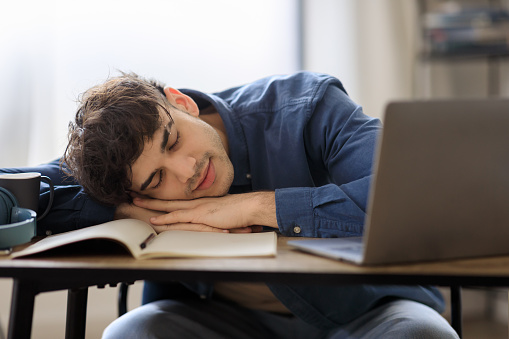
xmin=0 ymin=0 xmax=425 ymax=168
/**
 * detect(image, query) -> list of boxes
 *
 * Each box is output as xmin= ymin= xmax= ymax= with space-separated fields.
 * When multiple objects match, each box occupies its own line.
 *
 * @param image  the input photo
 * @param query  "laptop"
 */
xmin=288 ymin=99 xmax=509 ymax=265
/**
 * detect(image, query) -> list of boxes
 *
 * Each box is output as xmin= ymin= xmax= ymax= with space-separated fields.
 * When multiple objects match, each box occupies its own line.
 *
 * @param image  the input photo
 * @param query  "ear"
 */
xmin=163 ymin=87 xmax=200 ymax=117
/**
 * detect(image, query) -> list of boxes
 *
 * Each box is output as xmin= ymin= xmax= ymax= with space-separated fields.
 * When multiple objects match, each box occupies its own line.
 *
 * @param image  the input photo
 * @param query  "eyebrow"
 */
xmin=140 ymin=171 xmax=158 ymax=192
xmin=160 ymin=123 xmax=171 ymax=153
xmin=139 ymin=113 xmax=174 ymax=192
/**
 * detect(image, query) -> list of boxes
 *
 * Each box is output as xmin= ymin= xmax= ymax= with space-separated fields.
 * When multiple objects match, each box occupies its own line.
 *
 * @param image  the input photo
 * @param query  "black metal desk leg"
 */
xmin=450 ymin=286 xmax=462 ymax=338
xmin=8 ymin=279 xmax=37 ymax=339
xmin=65 ymin=288 xmax=88 ymax=339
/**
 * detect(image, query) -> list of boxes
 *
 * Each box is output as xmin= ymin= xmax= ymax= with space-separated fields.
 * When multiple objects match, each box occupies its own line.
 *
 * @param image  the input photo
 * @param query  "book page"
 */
xmin=140 ymin=231 xmax=277 ymax=259
xmin=12 ymin=219 xmax=155 ymax=259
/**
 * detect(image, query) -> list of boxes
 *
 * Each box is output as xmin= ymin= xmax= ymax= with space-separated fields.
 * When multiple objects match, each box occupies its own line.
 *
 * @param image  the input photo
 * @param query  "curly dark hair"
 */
xmin=62 ymin=72 xmax=170 ymax=205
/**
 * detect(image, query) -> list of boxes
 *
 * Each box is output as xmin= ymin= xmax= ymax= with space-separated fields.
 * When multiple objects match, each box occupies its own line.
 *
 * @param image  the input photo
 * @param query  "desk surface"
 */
xmin=2 ymin=237 xmax=509 ymax=290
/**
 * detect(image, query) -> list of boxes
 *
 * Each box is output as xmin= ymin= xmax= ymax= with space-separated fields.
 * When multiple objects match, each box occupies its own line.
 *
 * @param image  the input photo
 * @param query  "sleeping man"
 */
xmin=1 ymin=71 xmax=458 ymax=338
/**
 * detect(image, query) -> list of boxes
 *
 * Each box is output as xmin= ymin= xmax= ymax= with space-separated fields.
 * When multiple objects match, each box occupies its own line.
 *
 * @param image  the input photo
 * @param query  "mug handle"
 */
xmin=38 ymin=176 xmax=54 ymax=221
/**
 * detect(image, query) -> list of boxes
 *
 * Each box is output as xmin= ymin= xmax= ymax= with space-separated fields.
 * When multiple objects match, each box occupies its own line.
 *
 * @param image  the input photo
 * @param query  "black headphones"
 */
xmin=0 ymin=187 xmax=36 ymax=250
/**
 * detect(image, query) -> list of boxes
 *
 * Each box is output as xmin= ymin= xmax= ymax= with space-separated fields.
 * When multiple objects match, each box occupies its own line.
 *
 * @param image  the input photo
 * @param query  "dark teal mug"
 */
xmin=0 ymin=172 xmax=54 ymax=221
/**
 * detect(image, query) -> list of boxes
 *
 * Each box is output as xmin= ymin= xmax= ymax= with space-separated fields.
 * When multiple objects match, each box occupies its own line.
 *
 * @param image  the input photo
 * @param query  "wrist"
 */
xmin=248 ymin=191 xmax=278 ymax=228
xmin=114 ymin=203 xmax=133 ymax=220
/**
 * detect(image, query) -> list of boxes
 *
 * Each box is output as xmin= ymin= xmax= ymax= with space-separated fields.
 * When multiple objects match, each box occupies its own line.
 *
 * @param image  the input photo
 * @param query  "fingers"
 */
xmin=150 ymin=209 xmax=192 ymax=226
xmin=133 ymin=197 xmax=197 ymax=213
xmin=134 ymin=195 xmax=266 ymax=233
xmin=151 ymin=223 xmax=259 ymax=234
xmin=133 ymin=197 xmax=171 ymax=212
xmin=152 ymin=223 xmax=229 ymax=234
xmin=249 ymin=225 xmax=264 ymax=233
xmin=228 ymin=227 xmax=253 ymax=233
xmin=228 ymin=226 xmax=263 ymax=233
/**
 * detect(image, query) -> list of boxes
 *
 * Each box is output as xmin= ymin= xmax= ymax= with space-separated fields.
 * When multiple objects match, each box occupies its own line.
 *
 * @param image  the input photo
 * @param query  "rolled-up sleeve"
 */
xmin=275 ymin=83 xmax=381 ymax=238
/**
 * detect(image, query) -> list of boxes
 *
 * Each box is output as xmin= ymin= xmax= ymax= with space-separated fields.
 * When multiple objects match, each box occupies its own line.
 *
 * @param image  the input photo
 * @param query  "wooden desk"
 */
xmin=2 ymin=237 xmax=509 ymax=339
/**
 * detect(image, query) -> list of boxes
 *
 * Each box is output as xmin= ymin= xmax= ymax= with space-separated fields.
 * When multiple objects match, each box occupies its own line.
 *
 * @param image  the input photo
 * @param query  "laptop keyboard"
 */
xmin=332 ymin=244 xmax=363 ymax=253
xmin=330 ymin=237 xmax=363 ymax=253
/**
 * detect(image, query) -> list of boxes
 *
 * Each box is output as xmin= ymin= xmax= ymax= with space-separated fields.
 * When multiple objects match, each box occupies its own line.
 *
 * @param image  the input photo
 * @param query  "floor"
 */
xmin=463 ymin=318 xmax=507 ymax=338
xmin=444 ymin=287 xmax=508 ymax=339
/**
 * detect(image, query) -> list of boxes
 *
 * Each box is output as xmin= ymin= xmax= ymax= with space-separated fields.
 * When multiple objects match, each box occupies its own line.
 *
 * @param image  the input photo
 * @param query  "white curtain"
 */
xmin=0 ymin=0 xmax=299 ymax=167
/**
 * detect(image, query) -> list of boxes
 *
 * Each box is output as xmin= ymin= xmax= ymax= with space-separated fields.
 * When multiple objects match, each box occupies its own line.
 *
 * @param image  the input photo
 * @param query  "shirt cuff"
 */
xmin=275 ymin=187 xmax=316 ymax=237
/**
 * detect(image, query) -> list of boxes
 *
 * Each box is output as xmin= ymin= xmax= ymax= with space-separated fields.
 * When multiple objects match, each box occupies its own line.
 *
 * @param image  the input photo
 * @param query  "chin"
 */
xmin=207 ymin=175 xmax=232 ymax=198
xmin=203 ymin=184 xmax=229 ymax=198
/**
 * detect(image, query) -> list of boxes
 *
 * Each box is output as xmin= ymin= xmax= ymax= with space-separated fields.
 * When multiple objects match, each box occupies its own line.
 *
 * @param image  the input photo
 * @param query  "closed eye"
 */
xmin=152 ymin=131 xmax=180 ymax=190
xmin=168 ymin=131 xmax=181 ymax=151
xmin=152 ymin=130 xmax=180 ymax=190
xmin=153 ymin=170 xmax=163 ymax=189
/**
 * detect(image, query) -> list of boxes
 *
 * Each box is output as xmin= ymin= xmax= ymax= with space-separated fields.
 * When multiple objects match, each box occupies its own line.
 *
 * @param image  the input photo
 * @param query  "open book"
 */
xmin=11 ymin=219 xmax=277 ymax=259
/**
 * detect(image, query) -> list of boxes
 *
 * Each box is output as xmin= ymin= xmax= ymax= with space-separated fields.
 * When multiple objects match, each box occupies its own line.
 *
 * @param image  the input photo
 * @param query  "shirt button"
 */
xmin=293 ymin=226 xmax=301 ymax=234
xmin=246 ymin=173 xmax=252 ymax=179
xmin=45 ymin=230 xmax=52 ymax=236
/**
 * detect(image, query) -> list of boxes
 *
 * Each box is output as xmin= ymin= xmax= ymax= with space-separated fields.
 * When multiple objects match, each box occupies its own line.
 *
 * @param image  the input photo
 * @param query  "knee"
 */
xmin=102 ymin=300 xmax=176 ymax=339
xmin=387 ymin=318 xmax=459 ymax=339
xmin=382 ymin=301 xmax=459 ymax=339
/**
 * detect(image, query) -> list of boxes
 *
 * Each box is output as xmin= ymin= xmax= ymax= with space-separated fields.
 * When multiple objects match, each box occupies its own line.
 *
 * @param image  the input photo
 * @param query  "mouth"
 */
xmin=195 ymin=159 xmax=215 ymax=191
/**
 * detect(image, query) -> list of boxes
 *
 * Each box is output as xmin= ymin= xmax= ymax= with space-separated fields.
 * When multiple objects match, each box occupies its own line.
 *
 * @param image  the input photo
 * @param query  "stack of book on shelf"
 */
xmin=423 ymin=6 xmax=509 ymax=57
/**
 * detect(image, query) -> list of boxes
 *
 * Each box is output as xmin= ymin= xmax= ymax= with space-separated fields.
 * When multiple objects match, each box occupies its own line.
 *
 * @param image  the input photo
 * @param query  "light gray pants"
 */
xmin=102 ymin=299 xmax=459 ymax=339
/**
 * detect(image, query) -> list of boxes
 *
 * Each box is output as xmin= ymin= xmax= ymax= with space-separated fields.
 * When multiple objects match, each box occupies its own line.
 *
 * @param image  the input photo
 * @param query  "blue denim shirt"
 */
xmin=179 ymin=72 xmax=444 ymax=328
xmin=183 ymin=72 xmax=375 ymax=239
xmin=1 ymin=72 xmax=444 ymax=328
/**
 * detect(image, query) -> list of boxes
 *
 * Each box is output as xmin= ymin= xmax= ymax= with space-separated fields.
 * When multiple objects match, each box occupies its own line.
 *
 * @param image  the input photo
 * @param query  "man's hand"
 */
xmin=132 ymin=192 xmax=278 ymax=234
xmin=114 ymin=202 xmax=166 ymax=226
xmin=114 ymin=196 xmax=267 ymax=234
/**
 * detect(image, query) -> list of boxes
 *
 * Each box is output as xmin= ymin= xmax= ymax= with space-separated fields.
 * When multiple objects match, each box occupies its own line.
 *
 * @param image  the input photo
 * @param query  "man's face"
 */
xmin=130 ymin=106 xmax=234 ymax=200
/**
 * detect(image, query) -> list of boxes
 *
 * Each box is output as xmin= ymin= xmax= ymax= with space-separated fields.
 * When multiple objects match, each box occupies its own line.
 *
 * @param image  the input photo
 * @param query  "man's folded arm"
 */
xmin=1 ymin=161 xmax=115 ymax=235
xmin=37 ymin=185 xmax=115 ymax=235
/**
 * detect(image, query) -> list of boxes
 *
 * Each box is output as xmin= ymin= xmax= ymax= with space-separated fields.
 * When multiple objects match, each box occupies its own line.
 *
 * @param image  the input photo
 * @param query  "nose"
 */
xmin=171 ymin=155 xmax=197 ymax=184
